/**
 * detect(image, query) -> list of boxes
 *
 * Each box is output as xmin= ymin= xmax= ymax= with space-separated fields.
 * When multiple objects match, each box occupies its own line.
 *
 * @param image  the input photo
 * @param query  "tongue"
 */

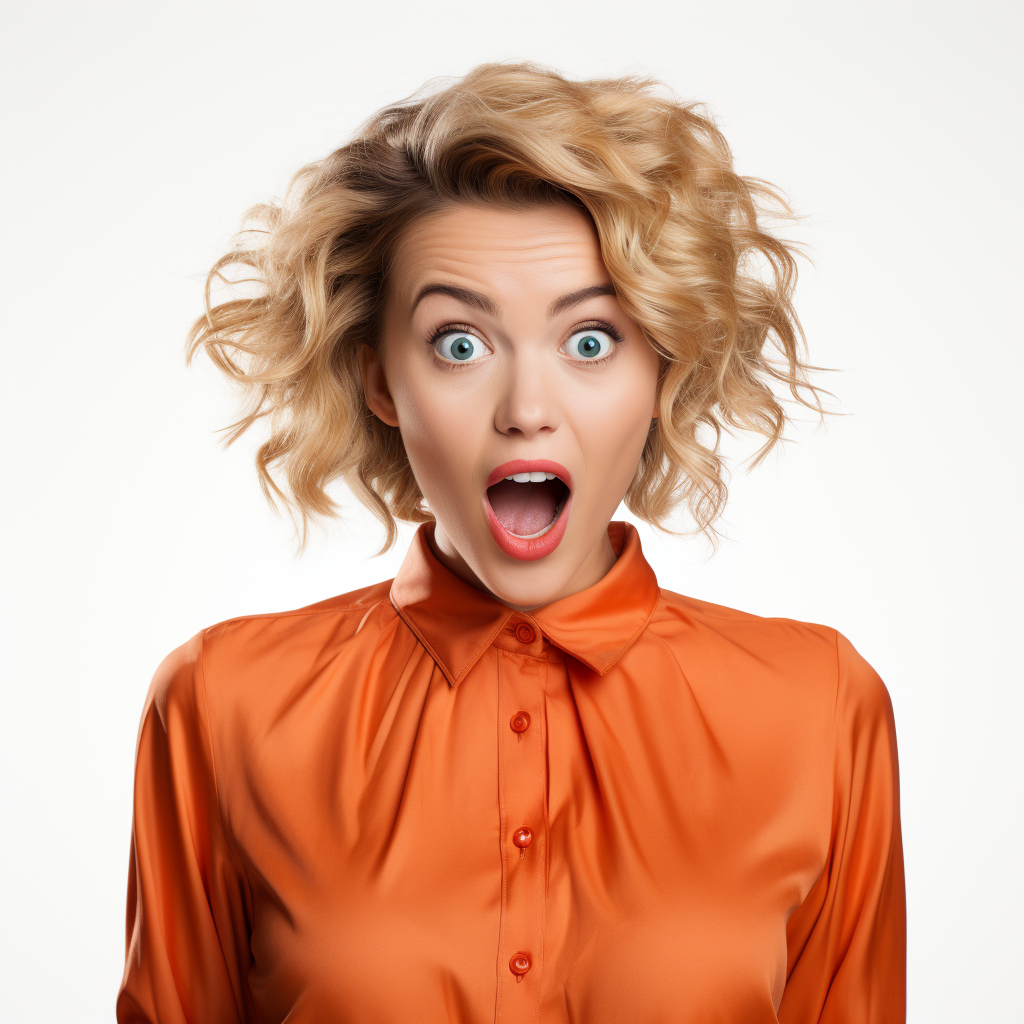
xmin=488 ymin=480 xmax=561 ymax=537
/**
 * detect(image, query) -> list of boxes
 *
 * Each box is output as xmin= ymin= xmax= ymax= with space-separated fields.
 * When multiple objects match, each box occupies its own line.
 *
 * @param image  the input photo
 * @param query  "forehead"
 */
xmin=388 ymin=201 xmax=609 ymax=307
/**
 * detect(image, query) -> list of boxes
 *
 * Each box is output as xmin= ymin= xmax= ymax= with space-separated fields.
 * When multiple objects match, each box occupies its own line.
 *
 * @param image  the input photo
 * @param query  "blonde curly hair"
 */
xmin=187 ymin=61 xmax=825 ymax=552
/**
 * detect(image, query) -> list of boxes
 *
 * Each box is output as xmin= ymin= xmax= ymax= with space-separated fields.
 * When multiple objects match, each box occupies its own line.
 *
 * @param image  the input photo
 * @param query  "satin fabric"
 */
xmin=117 ymin=521 xmax=905 ymax=1023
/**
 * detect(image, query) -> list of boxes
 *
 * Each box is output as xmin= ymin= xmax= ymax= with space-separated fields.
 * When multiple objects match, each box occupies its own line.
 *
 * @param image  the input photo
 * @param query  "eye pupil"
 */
xmin=452 ymin=337 xmax=474 ymax=360
xmin=578 ymin=335 xmax=600 ymax=357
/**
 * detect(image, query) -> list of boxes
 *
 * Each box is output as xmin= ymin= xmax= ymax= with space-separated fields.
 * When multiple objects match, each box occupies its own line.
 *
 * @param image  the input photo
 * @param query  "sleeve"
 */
xmin=779 ymin=630 xmax=907 ymax=1024
xmin=116 ymin=631 xmax=254 ymax=1024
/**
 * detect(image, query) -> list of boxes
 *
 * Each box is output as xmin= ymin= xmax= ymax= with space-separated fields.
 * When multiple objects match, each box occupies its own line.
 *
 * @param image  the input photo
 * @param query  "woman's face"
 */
xmin=360 ymin=201 xmax=660 ymax=610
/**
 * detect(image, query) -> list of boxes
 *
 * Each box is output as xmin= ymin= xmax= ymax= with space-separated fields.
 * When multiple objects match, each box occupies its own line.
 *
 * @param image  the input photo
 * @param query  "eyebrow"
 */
xmin=409 ymin=282 xmax=617 ymax=320
xmin=546 ymin=284 xmax=616 ymax=318
xmin=410 ymin=284 xmax=500 ymax=318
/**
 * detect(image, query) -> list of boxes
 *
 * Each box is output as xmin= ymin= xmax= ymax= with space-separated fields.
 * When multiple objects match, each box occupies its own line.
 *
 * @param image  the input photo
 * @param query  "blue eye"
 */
xmin=435 ymin=331 xmax=488 ymax=363
xmin=564 ymin=329 xmax=614 ymax=361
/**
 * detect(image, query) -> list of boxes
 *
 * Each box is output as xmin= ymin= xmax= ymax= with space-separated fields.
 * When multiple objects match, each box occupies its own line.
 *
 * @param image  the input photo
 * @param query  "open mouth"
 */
xmin=482 ymin=460 xmax=573 ymax=561
xmin=487 ymin=473 xmax=569 ymax=539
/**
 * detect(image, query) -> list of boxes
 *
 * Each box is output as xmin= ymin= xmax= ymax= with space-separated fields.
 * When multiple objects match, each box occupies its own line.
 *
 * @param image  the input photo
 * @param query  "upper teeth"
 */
xmin=506 ymin=472 xmax=557 ymax=483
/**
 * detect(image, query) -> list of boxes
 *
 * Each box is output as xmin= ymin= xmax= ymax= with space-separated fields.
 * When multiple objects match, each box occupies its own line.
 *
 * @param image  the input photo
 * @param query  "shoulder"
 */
xmin=198 ymin=577 xmax=396 ymax=672
xmin=646 ymin=589 xmax=893 ymax=726
xmin=142 ymin=630 xmax=206 ymax=733
xmin=148 ymin=578 xmax=401 ymax=719
xmin=833 ymin=630 xmax=897 ymax=738
xmin=648 ymin=587 xmax=838 ymax=675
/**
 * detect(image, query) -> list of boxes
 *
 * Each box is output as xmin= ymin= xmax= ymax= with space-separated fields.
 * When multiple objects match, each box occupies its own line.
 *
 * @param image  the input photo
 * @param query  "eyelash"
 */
xmin=425 ymin=319 xmax=625 ymax=367
xmin=425 ymin=323 xmax=483 ymax=371
xmin=568 ymin=320 xmax=625 ymax=364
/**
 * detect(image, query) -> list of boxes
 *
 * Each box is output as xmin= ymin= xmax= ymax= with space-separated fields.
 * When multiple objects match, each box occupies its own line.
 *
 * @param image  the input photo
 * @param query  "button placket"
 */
xmin=495 ymin=648 xmax=546 ymax=1021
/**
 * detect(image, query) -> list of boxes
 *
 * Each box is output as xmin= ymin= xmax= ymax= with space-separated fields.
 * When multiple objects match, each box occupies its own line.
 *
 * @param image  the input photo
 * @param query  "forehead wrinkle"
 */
xmin=394 ymin=209 xmax=610 ymax=320
xmin=401 ymin=218 xmax=600 ymax=259
xmin=401 ymin=251 xmax=606 ymax=314
xmin=405 ymin=249 xmax=607 ymax=287
xmin=405 ymin=240 xmax=600 ymax=267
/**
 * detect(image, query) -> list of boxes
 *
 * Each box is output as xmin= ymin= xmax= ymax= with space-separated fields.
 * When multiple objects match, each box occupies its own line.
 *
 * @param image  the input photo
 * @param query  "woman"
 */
xmin=117 ymin=63 xmax=905 ymax=1022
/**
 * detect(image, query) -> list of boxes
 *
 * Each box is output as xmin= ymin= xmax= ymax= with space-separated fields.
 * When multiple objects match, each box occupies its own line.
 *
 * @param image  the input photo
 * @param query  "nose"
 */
xmin=493 ymin=353 xmax=560 ymax=438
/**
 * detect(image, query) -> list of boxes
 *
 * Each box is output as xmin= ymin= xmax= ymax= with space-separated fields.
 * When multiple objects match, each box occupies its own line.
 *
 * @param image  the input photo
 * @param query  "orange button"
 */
xmin=510 ymin=711 xmax=530 ymax=734
xmin=509 ymin=951 xmax=532 ymax=981
xmin=513 ymin=826 xmax=534 ymax=849
xmin=513 ymin=622 xmax=536 ymax=644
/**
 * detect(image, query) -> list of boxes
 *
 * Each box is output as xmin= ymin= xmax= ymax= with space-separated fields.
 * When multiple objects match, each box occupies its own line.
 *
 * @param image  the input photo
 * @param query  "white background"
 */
xmin=2 ymin=0 xmax=1020 ymax=1020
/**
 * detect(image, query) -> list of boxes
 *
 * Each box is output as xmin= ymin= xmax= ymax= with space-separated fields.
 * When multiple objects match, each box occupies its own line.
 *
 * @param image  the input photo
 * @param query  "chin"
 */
xmin=474 ymin=555 xmax=576 ymax=611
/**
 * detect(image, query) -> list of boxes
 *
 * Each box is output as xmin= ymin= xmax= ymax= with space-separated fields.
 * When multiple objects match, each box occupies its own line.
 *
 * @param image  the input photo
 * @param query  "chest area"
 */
xmin=224 ymin=647 xmax=825 ymax=1022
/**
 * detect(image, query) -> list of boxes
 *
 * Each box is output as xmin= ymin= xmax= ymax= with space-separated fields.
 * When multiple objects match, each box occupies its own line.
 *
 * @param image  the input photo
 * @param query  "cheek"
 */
xmin=390 ymin=372 xmax=489 ymax=501
xmin=572 ymin=372 xmax=657 ymax=489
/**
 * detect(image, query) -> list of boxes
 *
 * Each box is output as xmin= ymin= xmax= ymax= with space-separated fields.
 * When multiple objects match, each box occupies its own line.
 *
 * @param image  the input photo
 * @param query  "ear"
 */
xmin=358 ymin=343 xmax=400 ymax=428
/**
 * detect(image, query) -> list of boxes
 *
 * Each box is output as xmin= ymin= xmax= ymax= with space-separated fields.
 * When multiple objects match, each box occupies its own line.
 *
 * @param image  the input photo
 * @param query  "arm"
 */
xmin=116 ymin=631 xmax=253 ymax=1023
xmin=779 ymin=631 xmax=907 ymax=1023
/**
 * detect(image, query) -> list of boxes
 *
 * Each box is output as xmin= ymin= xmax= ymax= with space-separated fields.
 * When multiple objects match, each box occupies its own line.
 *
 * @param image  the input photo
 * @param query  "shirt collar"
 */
xmin=389 ymin=520 xmax=661 ymax=688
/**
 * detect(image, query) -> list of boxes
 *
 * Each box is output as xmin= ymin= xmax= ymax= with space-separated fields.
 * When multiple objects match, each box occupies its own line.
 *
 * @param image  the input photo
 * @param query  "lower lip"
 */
xmin=482 ymin=491 xmax=573 ymax=561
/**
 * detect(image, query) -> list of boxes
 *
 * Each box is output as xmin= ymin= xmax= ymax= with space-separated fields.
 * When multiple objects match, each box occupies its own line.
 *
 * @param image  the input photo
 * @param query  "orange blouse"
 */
xmin=117 ymin=521 xmax=905 ymax=1023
